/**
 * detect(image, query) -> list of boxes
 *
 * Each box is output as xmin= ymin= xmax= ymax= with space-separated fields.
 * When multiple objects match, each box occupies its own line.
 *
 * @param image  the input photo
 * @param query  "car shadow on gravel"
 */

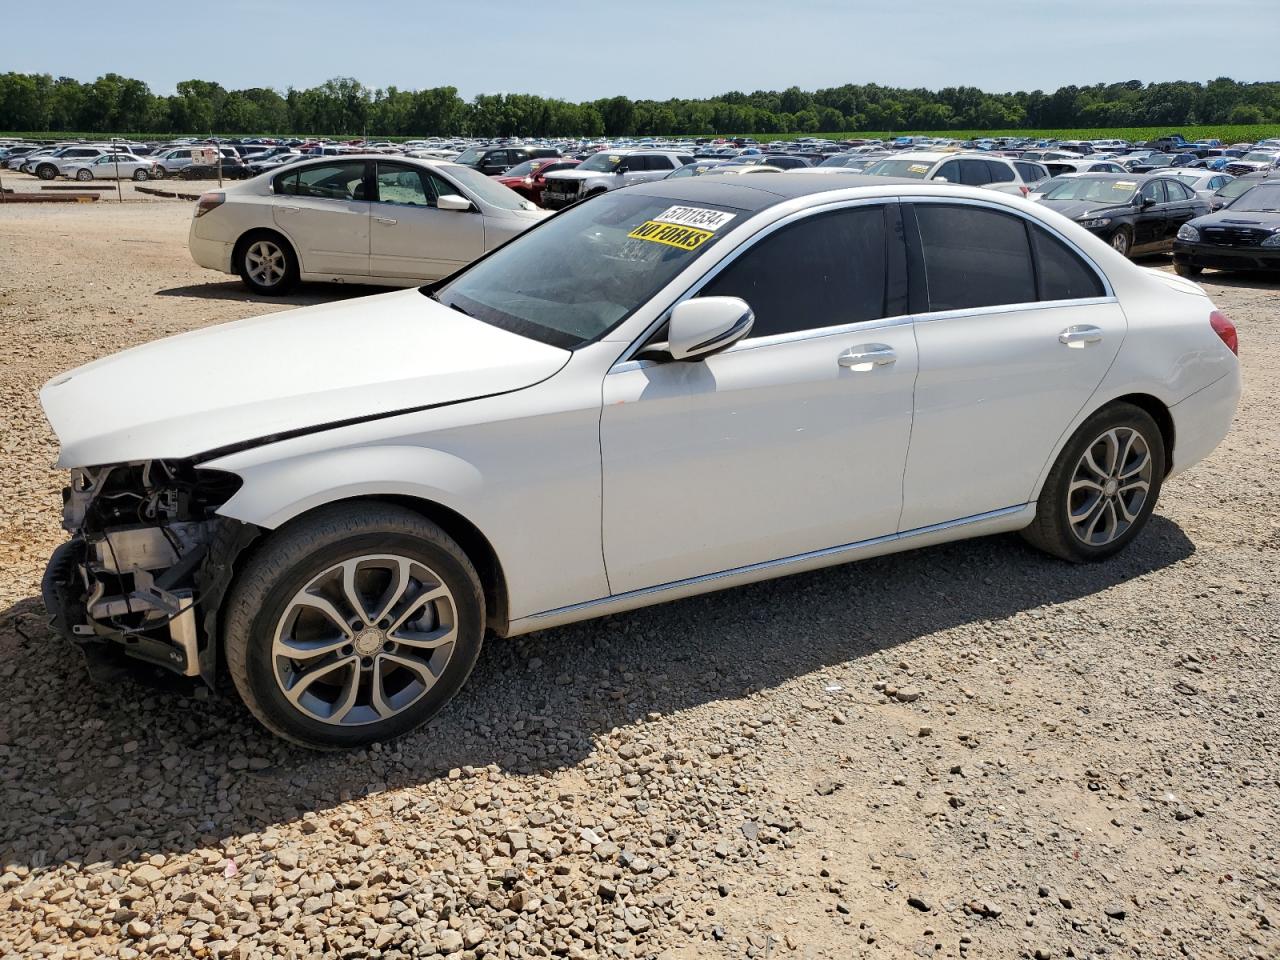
xmin=155 ymin=281 xmax=387 ymax=306
xmin=0 ymin=516 xmax=1194 ymax=870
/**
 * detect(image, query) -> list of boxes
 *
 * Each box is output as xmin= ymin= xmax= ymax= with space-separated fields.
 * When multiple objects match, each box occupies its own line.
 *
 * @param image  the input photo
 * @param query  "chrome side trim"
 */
xmin=508 ymin=503 xmax=1035 ymax=636
xmin=912 ymin=296 xmax=1118 ymax=325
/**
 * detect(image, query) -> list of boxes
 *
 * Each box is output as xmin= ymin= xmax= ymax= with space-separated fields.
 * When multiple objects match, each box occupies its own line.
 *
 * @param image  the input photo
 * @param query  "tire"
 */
xmin=37 ymin=164 xmax=57 ymax=180
xmin=236 ymin=231 xmax=299 ymax=295
xmin=1021 ymin=402 xmax=1166 ymax=563
xmin=151 ymin=166 xmax=166 ymax=180
xmin=132 ymin=168 xmax=148 ymax=181
xmin=1109 ymin=226 xmax=1132 ymax=258
xmin=1174 ymin=263 xmax=1203 ymax=277
xmin=224 ymin=503 xmax=486 ymax=749
xmin=75 ymin=169 xmax=92 ymax=182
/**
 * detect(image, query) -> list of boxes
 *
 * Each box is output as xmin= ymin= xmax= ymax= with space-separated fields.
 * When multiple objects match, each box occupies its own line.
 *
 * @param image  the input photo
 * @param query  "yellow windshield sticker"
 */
xmin=908 ymin=163 xmax=930 ymax=174
xmin=1115 ymin=181 xmax=1137 ymax=189
xmin=627 ymin=220 xmax=715 ymax=251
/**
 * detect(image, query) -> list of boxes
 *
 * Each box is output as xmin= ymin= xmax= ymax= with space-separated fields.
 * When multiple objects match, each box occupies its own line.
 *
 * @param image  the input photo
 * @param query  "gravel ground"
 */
xmin=0 ymin=199 xmax=1277 ymax=960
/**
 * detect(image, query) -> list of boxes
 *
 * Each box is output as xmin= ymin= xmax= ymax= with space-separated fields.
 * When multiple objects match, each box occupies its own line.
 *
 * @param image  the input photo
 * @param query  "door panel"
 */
xmin=369 ymin=165 xmax=483 ymax=279
xmin=899 ymin=302 xmax=1126 ymax=530
xmin=601 ymin=326 xmax=918 ymax=594
xmin=273 ymin=160 xmax=370 ymax=276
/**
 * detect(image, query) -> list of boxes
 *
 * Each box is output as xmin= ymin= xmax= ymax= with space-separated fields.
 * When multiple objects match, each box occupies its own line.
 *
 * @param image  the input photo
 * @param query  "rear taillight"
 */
xmin=1210 ymin=310 xmax=1238 ymax=356
xmin=1019 ymin=185 xmax=1030 ymax=197
xmin=194 ymin=192 xmax=225 ymax=218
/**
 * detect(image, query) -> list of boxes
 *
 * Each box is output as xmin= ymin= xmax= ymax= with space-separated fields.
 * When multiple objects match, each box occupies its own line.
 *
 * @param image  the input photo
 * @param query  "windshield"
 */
xmin=433 ymin=191 xmax=744 ymax=349
xmin=1219 ymin=178 xmax=1262 ymax=200
xmin=819 ymin=154 xmax=855 ymax=167
xmin=453 ymin=147 xmax=484 ymax=165
xmin=578 ymin=152 xmax=626 ymax=172
xmin=1228 ymin=185 xmax=1280 ymax=212
xmin=863 ymin=158 xmax=934 ymax=178
xmin=504 ymin=159 xmax=541 ymax=177
xmin=1242 ymin=152 xmax=1277 ymax=163
xmin=1042 ymin=178 xmax=1138 ymax=204
xmin=442 ymin=164 xmax=536 ymax=211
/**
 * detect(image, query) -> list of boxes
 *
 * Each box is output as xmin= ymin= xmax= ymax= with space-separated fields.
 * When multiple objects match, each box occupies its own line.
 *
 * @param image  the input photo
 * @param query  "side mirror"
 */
xmin=665 ymin=297 xmax=755 ymax=361
xmin=437 ymin=194 xmax=472 ymax=212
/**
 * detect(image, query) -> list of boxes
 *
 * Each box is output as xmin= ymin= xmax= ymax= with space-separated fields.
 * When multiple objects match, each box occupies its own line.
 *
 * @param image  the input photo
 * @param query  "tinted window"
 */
xmin=914 ymin=204 xmax=1035 ymax=311
xmin=1168 ymin=180 xmax=1195 ymax=200
xmin=1029 ymin=224 xmax=1105 ymax=301
xmin=698 ymin=206 xmax=891 ymax=339
xmin=1015 ymin=161 xmax=1047 ymax=184
xmin=959 ymin=159 xmax=993 ymax=185
xmin=1140 ymin=180 xmax=1166 ymax=204
xmin=985 ymin=160 xmax=1016 ymax=183
xmin=276 ymin=161 xmax=367 ymax=199
xmin=935 ymin=159 xmax=962 ymax=183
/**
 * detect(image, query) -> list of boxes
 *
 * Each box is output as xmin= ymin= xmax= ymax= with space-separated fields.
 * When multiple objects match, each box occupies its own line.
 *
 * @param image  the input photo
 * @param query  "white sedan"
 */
xmin=187 ymin=154 xmax=547 ymax=294
xmin=62 ymin=153 xmax=157 ymax=182
xmin=42 ymin=176 xmax=1240 ymax=747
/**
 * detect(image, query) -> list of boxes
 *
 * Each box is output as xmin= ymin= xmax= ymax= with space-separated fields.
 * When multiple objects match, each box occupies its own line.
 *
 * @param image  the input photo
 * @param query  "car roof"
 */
xmin=626 ymin=172 xmax=929 ymax=212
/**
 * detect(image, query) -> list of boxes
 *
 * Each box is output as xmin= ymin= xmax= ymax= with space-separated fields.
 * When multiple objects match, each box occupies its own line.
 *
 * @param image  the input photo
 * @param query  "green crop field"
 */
xmin=4 ymin=123 xmax=1280 ymax=144
xmin=754 ymin=124 xmax=1280 ymax=143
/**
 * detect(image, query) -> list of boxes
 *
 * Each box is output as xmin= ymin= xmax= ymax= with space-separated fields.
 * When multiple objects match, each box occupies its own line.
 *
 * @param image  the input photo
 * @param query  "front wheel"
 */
xmin=224 ymin=504 xmax=486 ymax=749
xmin=37 ymin=165 xmax=57 ymax=180
xmin=1174 ymin=263 xmax=1203 ymax=277
xmin=236 ymin=232 xmax=298 ymax=295
xmin=1109 ymin=226 xmax=1132 ymax=258
xmin=132 ymin=168 xmax=148 ymax=181
xmin=1021 ymin=403 xmax=1165 ymax=562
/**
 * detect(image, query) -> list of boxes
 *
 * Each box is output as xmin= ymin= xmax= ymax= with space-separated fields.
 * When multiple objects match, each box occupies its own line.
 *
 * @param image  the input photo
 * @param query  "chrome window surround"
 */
xmin=611 ymin=193 xmax=1116 ymax=373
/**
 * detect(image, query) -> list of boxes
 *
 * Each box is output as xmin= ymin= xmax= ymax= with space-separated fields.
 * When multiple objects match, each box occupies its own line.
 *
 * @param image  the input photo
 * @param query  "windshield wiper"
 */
xmin=426 ymin=289 xmax=473 ymax=317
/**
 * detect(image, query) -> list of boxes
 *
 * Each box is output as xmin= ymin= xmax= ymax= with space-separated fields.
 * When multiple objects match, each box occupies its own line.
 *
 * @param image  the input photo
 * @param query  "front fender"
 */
xmin=209 ymin=444 xmax=483 ymax=530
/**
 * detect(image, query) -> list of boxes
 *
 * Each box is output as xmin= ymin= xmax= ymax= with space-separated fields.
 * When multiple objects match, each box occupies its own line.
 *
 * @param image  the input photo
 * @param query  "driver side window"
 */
xmin=375 ymin=164 xmax=429 ymax=206
xmin=1141 ymin=180 xmax=1166 ymax=204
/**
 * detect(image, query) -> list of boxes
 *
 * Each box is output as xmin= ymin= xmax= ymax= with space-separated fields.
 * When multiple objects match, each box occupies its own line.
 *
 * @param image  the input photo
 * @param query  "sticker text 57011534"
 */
xmin=626 ymin=220 xmax=716 ymax=251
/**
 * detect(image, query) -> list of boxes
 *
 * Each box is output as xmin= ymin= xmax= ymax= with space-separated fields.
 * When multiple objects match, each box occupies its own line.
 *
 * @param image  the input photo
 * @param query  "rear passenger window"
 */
xmin=698 ymin=206 xmax=893 ymax=339
xmin=985 ymin=160 xmax=1015 ymax=183
xmin=1029 ymin=224 xmax=1105 ymax=302
xmin=913 ymin=204 xmax=1035 ymax=311
xmin=959 ymin=159 xmax=992 ymax=185
xmin=1014 ymin=162 xmax=1046 ymax=184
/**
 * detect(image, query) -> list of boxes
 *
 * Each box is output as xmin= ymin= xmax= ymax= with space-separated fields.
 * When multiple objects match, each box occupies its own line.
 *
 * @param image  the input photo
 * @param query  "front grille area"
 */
xmin=1200 ymin=226 xmax=1270 ymax=247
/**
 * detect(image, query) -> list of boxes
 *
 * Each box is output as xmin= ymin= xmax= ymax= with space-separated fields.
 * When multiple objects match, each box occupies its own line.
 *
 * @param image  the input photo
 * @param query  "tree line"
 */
xmin=2 ymin=72 xmax=1279 ymax=137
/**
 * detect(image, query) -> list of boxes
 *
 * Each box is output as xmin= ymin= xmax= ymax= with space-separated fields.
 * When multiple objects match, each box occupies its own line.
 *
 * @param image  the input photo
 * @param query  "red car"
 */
xmin=493 ymin=157 xmax=582 ymax=207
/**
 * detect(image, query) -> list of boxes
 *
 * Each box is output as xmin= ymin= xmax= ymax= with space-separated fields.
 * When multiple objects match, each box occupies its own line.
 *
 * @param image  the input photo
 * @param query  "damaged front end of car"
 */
xmin=41 ymin=460 xmax=259 ymax=684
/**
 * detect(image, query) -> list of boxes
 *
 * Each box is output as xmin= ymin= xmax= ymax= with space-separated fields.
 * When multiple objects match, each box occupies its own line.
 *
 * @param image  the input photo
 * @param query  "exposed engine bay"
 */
xmin=42 ymin=460 xmax=258 ymax=683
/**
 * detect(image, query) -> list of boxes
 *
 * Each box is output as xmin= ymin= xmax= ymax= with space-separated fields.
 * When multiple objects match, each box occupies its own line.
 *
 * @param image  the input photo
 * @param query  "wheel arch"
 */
xmin=232 ymin=226 xmax=298 ymax=275
xmin=1109 ymin=392 xmax=1175 ymax=476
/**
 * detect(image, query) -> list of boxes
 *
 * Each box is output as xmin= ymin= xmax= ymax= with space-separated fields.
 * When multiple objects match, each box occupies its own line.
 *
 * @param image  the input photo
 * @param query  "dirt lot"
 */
xmin=0 ymin=198 xmax=1277 ymax=960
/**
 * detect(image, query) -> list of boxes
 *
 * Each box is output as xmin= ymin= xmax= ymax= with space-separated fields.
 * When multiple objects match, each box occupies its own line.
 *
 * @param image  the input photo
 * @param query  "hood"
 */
xmin=1190 ymin=208 xmax=1280 ymax=229
xmin=543 ymin=169 xmax=610 ymax=182
xmin=41 ymin=289 xmax=570 ymax=468
xmin=1039 ymin=198 xmax=1133 ymax=220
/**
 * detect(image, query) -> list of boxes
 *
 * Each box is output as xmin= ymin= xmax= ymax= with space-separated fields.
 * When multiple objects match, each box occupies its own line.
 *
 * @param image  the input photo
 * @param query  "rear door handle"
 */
xmin=375 ymin=216 xmax=398 ymax=225
xmin=277 ymin=205 xmax=300 ymax=214
xmin=838 ymin=344 xmax=897 ymax=369
xmin=1058 ymin=325 xmax=1104 ymax=347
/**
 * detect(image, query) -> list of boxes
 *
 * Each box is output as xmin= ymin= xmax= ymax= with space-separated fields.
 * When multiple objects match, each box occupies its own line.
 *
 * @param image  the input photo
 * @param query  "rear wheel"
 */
xmin=225 ymin=503 xmax=486 ymax=749
xmin=1109 ymin=226 xmax=1132 ymax=258
xmin=236 ymin=232 xmax=298 ymax=295
xmin=75 ymin=169 xmax=92 ymax=182
xmin=132 ymin=168 xmax=149 ymax=181
xmin=1021 ymin=403 xmax=1165 ymax=562
xmin=1174 ymin=263 xmax=1203 ymax=277
xmin=151 ymin=166 xmax=166 ymax=180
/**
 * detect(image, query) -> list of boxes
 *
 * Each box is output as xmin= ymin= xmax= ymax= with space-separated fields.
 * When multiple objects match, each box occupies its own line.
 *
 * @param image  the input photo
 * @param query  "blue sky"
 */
xmin=4 ymin=0 xmax=1275 ymax=100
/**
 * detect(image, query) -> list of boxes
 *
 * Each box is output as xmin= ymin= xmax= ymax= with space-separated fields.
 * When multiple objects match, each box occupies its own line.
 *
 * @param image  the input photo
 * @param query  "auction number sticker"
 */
xmin=908 ymin=163 xmax=930 ymax=174
xmin=627 ymin=220 xmax=716 ymax=251
xmin=651 ymin=205 xmax=737 ymax=231
xmin=1115 ymin=181 xmax=1137 ymax=190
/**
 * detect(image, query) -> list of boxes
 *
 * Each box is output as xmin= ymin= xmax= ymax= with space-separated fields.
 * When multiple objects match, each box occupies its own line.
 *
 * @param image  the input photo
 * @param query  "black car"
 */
xmin=1172 ymin=180 xmax=1280 ymax=276
xmin=1037 ymin=173 xmax=1210 ymax=258
xmin=1212 ymin=170 xmax=1276 ymax=209
xmin=453 ymin=144 xmax=560 ymax=176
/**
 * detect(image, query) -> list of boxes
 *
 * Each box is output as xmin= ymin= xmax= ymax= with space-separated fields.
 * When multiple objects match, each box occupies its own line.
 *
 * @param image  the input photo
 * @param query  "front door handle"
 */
xmin=838 ymin=344 xmax=897 ymax=369
xmin=1058 ymin=325 xmax=1104 ymax=348
xmin=277 ymin=205 xmax=300 ymax=214
xmin=375 ymin=216 xmax=398 ymax=225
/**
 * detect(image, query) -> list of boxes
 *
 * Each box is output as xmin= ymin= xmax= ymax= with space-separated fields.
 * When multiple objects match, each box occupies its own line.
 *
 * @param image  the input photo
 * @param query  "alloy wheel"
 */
xmin=245 ymin=240 xmax=286 ymax=287
xmin=1110 ymin=230 xmax=1130 ymax=256
xmin=1067 ymin=427 xmax=1153 ymax=547
xmin=272 ymin=555 xmax=459 ymax=726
